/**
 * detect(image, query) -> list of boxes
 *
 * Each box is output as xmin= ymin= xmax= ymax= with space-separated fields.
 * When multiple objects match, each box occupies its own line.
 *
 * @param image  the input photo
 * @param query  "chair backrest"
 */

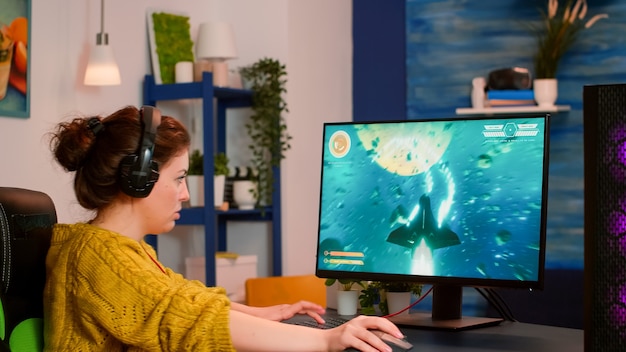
xmin=0 ymin=188 xmax=55 ymax=351
xmin=245 ymin=274 xmax=326 ymax=307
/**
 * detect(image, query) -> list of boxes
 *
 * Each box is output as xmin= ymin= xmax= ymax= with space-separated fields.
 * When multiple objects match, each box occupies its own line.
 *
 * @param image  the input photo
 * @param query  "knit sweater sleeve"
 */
xmin=71 ymin=226 xmax=234 ymax=351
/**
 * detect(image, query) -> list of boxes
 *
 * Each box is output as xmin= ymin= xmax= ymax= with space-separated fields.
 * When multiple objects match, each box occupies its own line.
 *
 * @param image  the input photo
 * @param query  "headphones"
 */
xmin=118 ymin=106 xmax=162 ymax=198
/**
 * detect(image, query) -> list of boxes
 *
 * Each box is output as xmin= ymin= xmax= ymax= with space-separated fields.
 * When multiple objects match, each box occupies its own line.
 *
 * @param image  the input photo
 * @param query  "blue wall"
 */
xmin=406 ymin=0 xmax=626 ymax=117
xmin=354 ymin=0 xmax=626 ymax=270
xmin=353 ymin=0 xmax=406 ymax=121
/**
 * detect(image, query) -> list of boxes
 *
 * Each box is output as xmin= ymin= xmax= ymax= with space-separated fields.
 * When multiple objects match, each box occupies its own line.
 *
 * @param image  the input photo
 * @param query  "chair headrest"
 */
xmin=0 ymin=187 xmax=56 ymax=296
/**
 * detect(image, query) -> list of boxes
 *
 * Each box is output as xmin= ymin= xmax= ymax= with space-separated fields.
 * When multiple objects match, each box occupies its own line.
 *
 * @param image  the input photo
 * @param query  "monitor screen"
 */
xmin=315 ymin=114 xmax=550 ymax=329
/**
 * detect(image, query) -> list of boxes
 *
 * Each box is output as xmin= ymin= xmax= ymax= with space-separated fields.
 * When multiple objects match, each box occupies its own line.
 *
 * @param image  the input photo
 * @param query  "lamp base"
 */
xmin=212 ymin=61 xmax=229 ymax=87
xmin=194 ymin=60 xmax=213 ymax=82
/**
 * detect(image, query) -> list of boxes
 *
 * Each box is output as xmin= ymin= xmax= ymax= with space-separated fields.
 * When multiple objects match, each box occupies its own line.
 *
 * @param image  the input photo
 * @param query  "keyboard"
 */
xmin=288 ymin=316 xmax=350 ymax=329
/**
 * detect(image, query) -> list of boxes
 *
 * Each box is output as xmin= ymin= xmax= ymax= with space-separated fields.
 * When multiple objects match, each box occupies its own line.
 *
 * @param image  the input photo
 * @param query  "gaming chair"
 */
xmin=0 ymin=187 xmax=55 ymax=351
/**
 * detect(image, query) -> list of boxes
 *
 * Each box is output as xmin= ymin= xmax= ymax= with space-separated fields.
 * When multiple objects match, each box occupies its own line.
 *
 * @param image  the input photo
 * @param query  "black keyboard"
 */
xmin=289 ymin=316 xmax=350 ymax=329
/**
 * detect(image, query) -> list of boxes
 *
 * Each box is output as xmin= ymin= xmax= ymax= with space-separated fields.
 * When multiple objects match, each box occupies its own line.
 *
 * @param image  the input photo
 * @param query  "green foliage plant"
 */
xmin=530 ymin=0 xmax=608 ymax=78
xmin=324 ymin=279 xmax=391 ymax=315
xmin=188 ymin=150 xmax=230 ymax=176
xmin=358 ymin=283 xmax=379 ymax=315
xmin=370 ymin=281 xmax=423 ymax=315
xmin=188 ymin=149 xmax=203 ymax=176
xmin=371 ymin=281 xmax=423 ymax=295
xmin=239 ymin=58 xmax=292 ymax=207
xmin=324 ymin=278 xmax=364 ymax=292
xmin=214 ymin=152 xmax=230 ymax=176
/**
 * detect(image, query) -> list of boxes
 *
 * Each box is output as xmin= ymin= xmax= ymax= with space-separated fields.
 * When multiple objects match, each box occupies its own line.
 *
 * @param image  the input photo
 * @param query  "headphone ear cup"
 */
xmin=117 ymin=106 xmax=162 ymax=198
xmin=118 ymin=155 xmax=160 ymax=198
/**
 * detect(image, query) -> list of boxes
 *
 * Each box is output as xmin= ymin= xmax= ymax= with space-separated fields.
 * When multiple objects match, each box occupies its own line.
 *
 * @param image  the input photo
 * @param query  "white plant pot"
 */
xmin=187 ymin=175 xmax=204 ymax=207
xmin=214 ymin=175 xmax=226 ymax=207
xmin=386 ymin=291 xmax=412 ymax=316
xmin=233 ymin=180 xmax=257 ymax=210
xmin=533 ymin=78 xmax=558 ymax=107
xmin=337 ymin=290 xmax=359 ymax=316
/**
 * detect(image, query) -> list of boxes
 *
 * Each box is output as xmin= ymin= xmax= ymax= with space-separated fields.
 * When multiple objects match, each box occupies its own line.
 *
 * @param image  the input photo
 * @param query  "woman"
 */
xmin=44 ymin=105 xmax=403 ymax=351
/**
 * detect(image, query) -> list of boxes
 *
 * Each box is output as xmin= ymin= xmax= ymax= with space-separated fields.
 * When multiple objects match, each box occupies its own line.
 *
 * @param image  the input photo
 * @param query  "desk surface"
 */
xmin=399 ymin=320 xmax=582 ymax=352
xmin=287 ymin=312 xmax=583 ymax=352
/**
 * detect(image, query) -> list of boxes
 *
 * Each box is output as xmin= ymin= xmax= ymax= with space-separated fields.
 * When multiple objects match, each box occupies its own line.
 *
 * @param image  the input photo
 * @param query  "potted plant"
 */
xmin=529 ymin=0 xmax=608 ymax=106
xmin=239 ymin=58 xmax=292 ymax=208
xmin=371 ymin=281 xmax=423 ymax=316
xmin=188 ymin=149 xmax=204 ymax=176
xmin=187 ymin=149 xmax=204 ymax=207
xmin=187 ymin=150 xmax=229 ymax=208
xmin=357 ymin=282 xmax=379 ymax=316
xmin=324 ymin=278 xmax=364 ymax=316
xmin=324 ymin=278 xmax=364 ymax=291
xmin=213 ymin=152 xmax=229 ymax=208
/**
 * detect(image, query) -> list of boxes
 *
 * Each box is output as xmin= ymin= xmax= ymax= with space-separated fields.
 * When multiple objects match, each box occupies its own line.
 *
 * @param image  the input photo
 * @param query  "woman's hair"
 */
xmin=50 ymin=105 xmax=190 ymax=210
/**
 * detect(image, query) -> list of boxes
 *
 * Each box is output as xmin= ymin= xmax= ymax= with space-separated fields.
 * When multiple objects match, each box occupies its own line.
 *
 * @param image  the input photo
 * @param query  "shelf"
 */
xmin=176 ymin=207 xmax=274 ymax=225
xmin=143 ymin=72 xmax=282 ymax=286
xmin=144 ymin=76 xmax=253 ymax=102
xmin=455 ymin=105 xmax=571 ymax=116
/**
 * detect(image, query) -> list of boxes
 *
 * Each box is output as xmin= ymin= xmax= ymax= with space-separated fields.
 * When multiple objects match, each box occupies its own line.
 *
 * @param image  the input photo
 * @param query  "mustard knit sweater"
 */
xmin=43 ymin=223 xmax=235 ymax=351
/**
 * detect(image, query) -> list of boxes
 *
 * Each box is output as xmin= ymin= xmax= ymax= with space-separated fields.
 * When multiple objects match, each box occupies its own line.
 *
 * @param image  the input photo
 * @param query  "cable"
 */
xmin=486 ymin=288 xmax=517 ymax=322
xmin=379 ymin=286 xmax=518 ymax=321
xmin=476 ymin=287 xmax=518 ymax=322
xmin=382 ymin=286 xmax=434 ymax=319
xmin=476 ymin=288 xmax=504 ymax=319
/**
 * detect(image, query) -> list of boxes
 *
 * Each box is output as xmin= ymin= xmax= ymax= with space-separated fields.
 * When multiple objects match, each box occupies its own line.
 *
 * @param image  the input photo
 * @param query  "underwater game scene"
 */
xmin=316 ymin=116 xmax=548 ymax=283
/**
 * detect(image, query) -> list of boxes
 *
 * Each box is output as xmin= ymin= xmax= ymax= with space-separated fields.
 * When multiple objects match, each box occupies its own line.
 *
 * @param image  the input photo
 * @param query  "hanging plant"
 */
xmin=239 ymin=58 xmax=292 ymax=207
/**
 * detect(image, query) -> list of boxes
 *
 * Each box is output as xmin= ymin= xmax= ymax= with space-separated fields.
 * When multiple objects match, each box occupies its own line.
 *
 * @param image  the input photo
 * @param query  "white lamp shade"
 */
xmin=196 ymin=22 xmax=238 ymax=60
xmin=84 ymin=44 xmax=121 ymax=86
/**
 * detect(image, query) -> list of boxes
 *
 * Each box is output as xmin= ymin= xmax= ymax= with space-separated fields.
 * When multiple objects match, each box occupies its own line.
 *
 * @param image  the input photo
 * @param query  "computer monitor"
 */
xmin=315 ymin=114 xmax=550 ymax=330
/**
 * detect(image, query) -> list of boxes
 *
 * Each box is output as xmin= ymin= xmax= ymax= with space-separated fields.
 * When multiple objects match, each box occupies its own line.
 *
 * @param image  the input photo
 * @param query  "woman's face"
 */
xmin=140 ymin=149 xmax=190 ymax=234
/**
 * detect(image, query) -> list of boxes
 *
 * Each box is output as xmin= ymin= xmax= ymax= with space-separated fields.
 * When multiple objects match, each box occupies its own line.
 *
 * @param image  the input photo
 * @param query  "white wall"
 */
xmin=284 ymin=2 xmax=353 ymax=274
xmin=0 ymin=0 xmax=351 ymax=277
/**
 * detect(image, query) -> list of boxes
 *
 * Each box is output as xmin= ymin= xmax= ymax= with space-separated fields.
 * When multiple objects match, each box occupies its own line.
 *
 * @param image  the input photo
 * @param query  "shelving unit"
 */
xmin=455 ymin=105 xmax=571 ymax=116
xmin=143 ymin=72 xmax=282 ymax=286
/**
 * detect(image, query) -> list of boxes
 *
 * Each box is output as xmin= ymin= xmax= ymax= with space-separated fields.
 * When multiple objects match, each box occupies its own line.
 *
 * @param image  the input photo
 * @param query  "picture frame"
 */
xmin=146 ymin=9 xmax=195 ymax=85
xmin=0 ymin=0 xmax=30 ymax=118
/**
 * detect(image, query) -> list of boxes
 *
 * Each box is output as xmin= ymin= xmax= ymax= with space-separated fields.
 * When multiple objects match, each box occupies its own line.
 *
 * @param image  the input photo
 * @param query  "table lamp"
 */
xmin=195 ymin=22 xmax=237 ymax=87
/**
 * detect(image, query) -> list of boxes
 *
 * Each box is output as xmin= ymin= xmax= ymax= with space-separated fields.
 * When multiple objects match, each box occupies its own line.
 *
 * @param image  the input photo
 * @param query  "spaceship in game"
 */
xmin=387 ymin=194 xmax=461 ymax=250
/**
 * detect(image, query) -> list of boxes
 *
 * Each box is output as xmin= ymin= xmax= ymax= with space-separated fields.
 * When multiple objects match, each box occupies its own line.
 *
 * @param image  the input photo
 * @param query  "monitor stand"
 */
xmin=387 ymin=284 xmax=504 ymax=331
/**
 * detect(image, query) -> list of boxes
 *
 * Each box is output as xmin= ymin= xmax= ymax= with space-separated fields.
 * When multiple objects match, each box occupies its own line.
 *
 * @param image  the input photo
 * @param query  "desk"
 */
xmin=287 ymin=312 xmax=583 ymax=351
xmin=396 ymin=320 xmax=582 ymax=352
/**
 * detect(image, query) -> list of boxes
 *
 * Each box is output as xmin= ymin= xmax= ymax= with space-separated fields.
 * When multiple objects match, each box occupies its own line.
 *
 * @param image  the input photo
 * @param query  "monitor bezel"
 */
xmin=315 ymin=114 xmax=550 ymax=291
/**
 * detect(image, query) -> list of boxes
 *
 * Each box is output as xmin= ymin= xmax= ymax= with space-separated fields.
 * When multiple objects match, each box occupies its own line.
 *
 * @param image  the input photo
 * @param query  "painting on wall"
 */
xmin=146 ymin=9 xmax=194 ymax=85
xmin=0 ymin=0 xmax=29 ymax=118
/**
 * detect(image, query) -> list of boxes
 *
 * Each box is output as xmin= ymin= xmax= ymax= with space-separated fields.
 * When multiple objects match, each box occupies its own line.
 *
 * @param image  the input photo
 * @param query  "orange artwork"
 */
xmin=0 ymin=0 xmax=30 ymax=118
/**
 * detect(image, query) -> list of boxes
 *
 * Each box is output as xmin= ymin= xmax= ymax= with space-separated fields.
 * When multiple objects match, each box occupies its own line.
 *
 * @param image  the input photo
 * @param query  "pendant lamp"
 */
xmin=84 ymin=0 xmax=121 ymax=86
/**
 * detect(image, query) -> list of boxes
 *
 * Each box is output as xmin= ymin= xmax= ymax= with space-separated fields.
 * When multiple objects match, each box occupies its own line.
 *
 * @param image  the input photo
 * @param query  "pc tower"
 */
xmin=584 ymin=83 xmax=626 ymax=351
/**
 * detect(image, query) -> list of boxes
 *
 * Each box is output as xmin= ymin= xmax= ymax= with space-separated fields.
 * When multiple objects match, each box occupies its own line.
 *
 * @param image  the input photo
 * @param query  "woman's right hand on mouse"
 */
xmin=324 ymin=315 xmax=403 ymax=352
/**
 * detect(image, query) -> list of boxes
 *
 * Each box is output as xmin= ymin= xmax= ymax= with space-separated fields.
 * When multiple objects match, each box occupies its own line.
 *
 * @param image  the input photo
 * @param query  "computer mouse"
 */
xmin=369 ymin=329 xmax=413 ymax=351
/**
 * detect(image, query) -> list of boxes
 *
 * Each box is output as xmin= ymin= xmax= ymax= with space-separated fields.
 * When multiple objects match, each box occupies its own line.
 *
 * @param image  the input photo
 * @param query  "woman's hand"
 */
xmin=231 ymin=301 xmax=327 ymax=323
xmin=229 ymin=309 xmax=404 ymax=352
xmin=323 ymin=315 xmax=404 ymax=352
